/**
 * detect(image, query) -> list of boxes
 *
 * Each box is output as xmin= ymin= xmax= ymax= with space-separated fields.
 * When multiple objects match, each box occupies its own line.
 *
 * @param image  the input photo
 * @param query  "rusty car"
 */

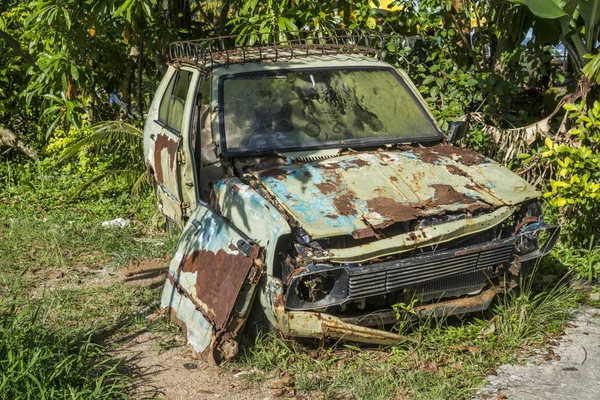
xmin=143 ymin=31 xmax=559 ymax=363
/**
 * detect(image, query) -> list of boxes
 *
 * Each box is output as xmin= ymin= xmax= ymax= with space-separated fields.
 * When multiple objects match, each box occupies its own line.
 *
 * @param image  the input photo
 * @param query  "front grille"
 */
xmin=347 ymin=237 xmax=515 ymax=299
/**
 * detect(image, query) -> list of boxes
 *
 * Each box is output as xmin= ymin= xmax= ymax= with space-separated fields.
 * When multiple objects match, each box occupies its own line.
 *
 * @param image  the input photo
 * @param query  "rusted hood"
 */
xmin=253 ymin=144 xmax=539 ymax=239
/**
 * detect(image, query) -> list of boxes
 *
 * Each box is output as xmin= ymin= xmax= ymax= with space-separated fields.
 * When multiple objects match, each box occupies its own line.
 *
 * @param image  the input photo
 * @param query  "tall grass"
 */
xmin=0 ymin=294 xmax=128 ymax=400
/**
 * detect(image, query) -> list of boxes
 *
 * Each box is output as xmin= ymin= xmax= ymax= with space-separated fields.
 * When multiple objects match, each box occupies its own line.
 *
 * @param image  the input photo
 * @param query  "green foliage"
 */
xmin=530 ymin=101 xmax=600 ymax=243
xmin=0 ymin=294 xmax=128 ymax=399
xmin=511 ymin=0 xmax=600 ymax=74
xmin=554 ymin=241 xmax=600 ymax=282
xmin=228 ymin=1 xmax=380 ymax=45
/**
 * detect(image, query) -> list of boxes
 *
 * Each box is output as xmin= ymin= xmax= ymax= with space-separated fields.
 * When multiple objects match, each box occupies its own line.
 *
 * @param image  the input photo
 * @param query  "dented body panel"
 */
xmin=253 ymin=146 xmax=537 ymax=242
xmin=144 ymin=51 xmax=558 ymax=359
xmin=161 ymin=205 xmax=264 ymax=362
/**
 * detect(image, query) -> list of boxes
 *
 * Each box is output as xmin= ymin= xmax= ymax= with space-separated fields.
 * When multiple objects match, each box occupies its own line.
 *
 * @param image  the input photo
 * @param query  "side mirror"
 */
xmin=447 ymin=121 xmax=468 ymax=144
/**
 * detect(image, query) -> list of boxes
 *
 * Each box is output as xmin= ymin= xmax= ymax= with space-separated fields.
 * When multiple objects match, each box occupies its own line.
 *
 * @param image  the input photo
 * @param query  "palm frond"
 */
xmin=59 ymin=121 xmax=144 ymax=163
xmin=131 ymin=169 xmax=152 ymax=198
xmin=71 ymin=168 xmax=145 ymax=198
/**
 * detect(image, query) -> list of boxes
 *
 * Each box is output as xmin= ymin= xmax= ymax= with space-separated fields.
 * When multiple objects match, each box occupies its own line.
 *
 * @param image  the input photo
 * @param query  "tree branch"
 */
xmin=0 ymin=127 xmax=38 ymax=160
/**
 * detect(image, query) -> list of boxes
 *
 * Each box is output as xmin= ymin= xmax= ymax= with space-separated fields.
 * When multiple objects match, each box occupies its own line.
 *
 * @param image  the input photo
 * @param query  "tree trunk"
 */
xmin=122 ymin=46 xmax=139 ymax=118
xmin=136 ymin=37 xmax=144 ymax=118
xmin=0 ymin=127 xmax=38 ymax=160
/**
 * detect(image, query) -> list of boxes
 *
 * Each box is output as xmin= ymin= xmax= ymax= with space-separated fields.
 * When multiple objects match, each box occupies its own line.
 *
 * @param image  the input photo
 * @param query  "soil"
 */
xmin=110 ymin=258 xmax=276 ymax=400
xmin=113 ymin=332 xmax=272 ymax=400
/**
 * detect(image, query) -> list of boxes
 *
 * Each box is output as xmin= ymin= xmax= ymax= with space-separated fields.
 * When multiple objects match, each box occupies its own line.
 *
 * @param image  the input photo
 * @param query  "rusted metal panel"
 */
xmin=266 ymin=277 xmax=404 ymax=345
xmin=253 ymin=144 xmax=539 ymax=240
xmin=213 ymin=177 xmax=292 ymax=275
xmin=161 ymin=205 xmax=264 ymax=363
xmin=154 ymin=133 xmax=179 ymax=184
xmin=177 ymin=245 xmax=261 ymax=331
xmin=316 ymin=206 xmax=514 ymax=263
xmin=154 ymin=132 xmax=183 ymax=220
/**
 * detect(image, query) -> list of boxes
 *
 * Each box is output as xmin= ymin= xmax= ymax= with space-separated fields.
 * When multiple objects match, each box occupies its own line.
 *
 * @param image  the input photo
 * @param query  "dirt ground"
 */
xmin=112 ymin=258 xmax=276 ymax=400
xmin=477 ymin=307 xmax=600 ymax=400
xmin=113 ymin=333 xmax=273 ymax=400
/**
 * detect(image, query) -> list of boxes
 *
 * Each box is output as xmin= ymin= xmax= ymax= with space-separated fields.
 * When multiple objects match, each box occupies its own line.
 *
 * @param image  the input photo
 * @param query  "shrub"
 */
xmin=537 ymin=101 xmax=600 ymax=245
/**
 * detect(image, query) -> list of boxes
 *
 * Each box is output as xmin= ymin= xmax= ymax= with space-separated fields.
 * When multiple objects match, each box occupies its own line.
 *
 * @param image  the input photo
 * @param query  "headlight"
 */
xmin=515 ymin=220 xmax=560 ymax=262
xmin=285 ymin=264 xmax=349 ymax=310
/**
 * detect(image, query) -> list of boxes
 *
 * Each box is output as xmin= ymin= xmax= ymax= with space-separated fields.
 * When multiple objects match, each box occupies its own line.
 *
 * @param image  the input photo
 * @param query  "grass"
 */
xmin=0 ymin=159 xmax=179 ymax=398
xmin=0 ymin=290 xmax=128 ymax=400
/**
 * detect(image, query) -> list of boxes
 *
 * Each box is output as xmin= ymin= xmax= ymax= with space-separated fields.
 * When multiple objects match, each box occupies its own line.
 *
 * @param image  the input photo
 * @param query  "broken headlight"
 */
xmin=515 ymin=219 xmax=560 ymax=262
xmin=285 ymin=265 xmax=349 ymax=310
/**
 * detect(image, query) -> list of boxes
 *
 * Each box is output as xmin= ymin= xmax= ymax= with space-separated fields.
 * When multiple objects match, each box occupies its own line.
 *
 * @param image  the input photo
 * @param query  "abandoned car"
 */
xmin=143 ymin=32 xmax=559 ymax=362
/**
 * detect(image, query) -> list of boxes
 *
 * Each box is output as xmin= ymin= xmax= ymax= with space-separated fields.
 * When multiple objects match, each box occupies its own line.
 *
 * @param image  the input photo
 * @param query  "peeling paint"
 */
xmin=154 ymin=133 xmax=178 ymax=184
xmin=253 ymin=148 xmax=538 ymax=240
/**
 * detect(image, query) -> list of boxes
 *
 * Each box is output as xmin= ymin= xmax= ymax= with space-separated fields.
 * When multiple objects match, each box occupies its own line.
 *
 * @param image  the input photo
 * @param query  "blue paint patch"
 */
xmin=485 ymin=182 xmax=496 ymax=188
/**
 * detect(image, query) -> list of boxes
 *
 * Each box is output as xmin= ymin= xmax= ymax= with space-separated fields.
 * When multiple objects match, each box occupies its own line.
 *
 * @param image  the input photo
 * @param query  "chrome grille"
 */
xmin=347 ymin=237 xmax=515 ymax=299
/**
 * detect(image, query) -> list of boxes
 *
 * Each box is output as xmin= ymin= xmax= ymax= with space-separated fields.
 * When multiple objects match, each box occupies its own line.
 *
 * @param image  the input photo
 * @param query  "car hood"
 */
xmin=252 ymin=144 xmax=539 ymax=240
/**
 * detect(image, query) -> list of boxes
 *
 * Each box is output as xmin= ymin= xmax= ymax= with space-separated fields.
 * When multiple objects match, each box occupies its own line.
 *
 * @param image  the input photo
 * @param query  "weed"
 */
xmin=0 ymin=290 xmax=128 ymax=399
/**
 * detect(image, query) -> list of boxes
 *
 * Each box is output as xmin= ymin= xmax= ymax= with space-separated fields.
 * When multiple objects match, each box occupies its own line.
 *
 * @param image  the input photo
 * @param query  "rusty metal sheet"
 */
xmin=323 ymin=206 xmax=514 ymax=263
xmin=178 ymin=245 xmax=261 ymax=330
xmin=161 ymin=204 xmax=264 ymax=363
xmin=154 ymin=133 xmax=179 ymax=185
xmin=154 ymin=131 xmax=183 ymax=220
xmin=213 ymin=177 xmax=292 ymax=275
xmin=253 ymin=144 xmax=539 ymax=240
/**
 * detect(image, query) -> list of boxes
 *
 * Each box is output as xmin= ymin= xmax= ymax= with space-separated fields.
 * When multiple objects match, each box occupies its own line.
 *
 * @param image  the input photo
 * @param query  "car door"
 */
xmin=147 ymin=68 xmax=198 ymax=222
xmin=160 ymin=202 xmax=264 ymax=364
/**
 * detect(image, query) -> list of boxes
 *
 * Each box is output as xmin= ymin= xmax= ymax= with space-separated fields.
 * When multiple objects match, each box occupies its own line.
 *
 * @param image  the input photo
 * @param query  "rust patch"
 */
xmin=258 ymin=167 xmax=288 ymax=180
xmin=408 ymin=232 xmax=418 ymax=241
xmin=333 ymin=191 xmax=357 ymax=215
xmin=324 ymin=213 xmax=339 ymax=219
xmin=286 ymin=266 xmax=308 ymax=285
xmin=445 ymin=164 xmax=469 ymax=178
xmin=431 ymin=184 xmax=477 ymax=205
xmin=401 ymin=144 xmax=486 ymax=166
xmin=366 ymin=197 xmax=425 ymax=227
xmin=349 ymin=158 xmax=370 ymax=168
xmin=154 ymin=133 xmax=179 ymax=183
xmin=315 ymin=182 xmax=337 ymax=195
xmin=321 ymin=162 xmax=342 ymax=170
xmin=390 ymin=176 xmax=398 ymax=182
xmin=179 ymin=245 xmax=262 ymax=330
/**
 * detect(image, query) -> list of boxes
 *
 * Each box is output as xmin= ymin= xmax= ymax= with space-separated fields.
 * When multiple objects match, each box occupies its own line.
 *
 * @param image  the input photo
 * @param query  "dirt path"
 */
xmin=477 ymin=307 xmax=600 ymax=400
xmin=113 ymin=332 xmax=273 ymax=400
xmin=113 ymin=259 xmax=275 ymax=400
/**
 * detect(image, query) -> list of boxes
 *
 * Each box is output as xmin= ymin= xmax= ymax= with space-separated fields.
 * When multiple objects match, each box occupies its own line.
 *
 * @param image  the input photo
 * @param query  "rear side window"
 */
xmin=159 ymin=70 xmax=193 ymax=133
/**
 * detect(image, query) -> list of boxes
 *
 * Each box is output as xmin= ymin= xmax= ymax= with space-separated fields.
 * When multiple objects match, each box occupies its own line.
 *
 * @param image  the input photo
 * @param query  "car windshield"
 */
xmin=221 ymin=68 xmax=441 ymax=154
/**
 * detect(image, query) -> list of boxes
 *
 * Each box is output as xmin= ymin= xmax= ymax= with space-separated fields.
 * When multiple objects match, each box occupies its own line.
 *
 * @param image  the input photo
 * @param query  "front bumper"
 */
xmin=266 ymin=223 xmax=560 ymax=344
xmin=267 ymin=278 xmax=497 ymax=345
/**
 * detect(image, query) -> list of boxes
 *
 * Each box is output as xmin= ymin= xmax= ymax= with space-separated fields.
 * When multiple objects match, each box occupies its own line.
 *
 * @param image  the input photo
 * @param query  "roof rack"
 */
xmin=168 ymin=29 xmax=392 ymax=69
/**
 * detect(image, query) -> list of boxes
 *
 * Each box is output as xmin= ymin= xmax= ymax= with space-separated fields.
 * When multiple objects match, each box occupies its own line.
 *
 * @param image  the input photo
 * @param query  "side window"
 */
xmin=158 ymin=70 xmax=193 ymax=133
